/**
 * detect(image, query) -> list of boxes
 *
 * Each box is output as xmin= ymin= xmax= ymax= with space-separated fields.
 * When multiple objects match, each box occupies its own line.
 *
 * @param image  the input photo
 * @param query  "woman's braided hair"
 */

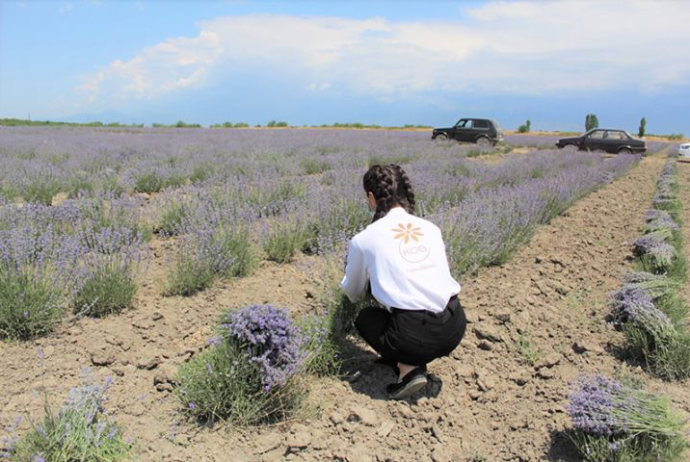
xmin=363 ymin=164 xmax=416 ymax=222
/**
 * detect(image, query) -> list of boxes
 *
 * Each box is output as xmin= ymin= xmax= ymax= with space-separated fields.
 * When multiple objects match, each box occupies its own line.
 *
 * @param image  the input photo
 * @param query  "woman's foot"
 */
xmin=386 ymin=365 xmax=427 ymax=399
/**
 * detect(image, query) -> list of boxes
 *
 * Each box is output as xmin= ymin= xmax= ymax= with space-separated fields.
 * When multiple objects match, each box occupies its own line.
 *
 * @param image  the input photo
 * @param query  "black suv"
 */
xmin=556 ymin=129 xmax=646 ymax=154
xmin=431 ymin=118 xmax=504 ymax=146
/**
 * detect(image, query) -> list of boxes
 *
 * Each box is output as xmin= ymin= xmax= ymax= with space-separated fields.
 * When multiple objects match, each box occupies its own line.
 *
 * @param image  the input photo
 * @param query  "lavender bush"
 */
xmin=296 ymin=310 xmax=341 ymax=377
xmin=166 ymin=223 xmax=254 ymax=296
xmin=0 ymin=219 xmax=80 ymax=339
xmin=71 ymin=244 xmax=147 ymax=318
xmin=177 ymin=305 xmax=305 ymax=424
xmin=8 ymin=373 xmax=131 ymax=462
xmin=261 ymin=216 xmax=315 ymax=263
xmin=220 ymin=305 xmax=305 ymax=392
xmin=77 ymin=193 xmax=152 ymax=244
xmin=567 ymin=375 xmax=687 ymax=461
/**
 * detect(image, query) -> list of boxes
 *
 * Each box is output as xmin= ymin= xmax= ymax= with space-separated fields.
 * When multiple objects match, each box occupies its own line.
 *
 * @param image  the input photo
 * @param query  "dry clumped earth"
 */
xmin=2 ymin=154 xmax=690 ymax=461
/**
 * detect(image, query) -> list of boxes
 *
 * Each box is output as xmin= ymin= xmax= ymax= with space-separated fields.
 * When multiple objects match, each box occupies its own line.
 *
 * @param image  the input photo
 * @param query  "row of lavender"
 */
xmin=0 ymin=127 xmax=667 ymax=206
xmin=566 ymin=155 xmax=689 ymax=461
xmin=613 ymin=156 xmax=690 ymax=379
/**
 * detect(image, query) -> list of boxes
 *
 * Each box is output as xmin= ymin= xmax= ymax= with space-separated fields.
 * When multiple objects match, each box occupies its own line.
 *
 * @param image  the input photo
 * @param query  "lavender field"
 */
xmin=6 ymin=126 xmax=686 ymax=462
xmin=0 ymin=127 xmax=642 ymax=316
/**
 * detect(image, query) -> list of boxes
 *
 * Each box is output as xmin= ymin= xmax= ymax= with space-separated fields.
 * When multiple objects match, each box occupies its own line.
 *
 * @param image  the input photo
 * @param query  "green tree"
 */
xmin=517 ymin=119 xmax=531 ymax=133
xmin=638 ymin=117 xmax=647 ymax=137
xmin=585 ymin=114 xmax=599 ymax=131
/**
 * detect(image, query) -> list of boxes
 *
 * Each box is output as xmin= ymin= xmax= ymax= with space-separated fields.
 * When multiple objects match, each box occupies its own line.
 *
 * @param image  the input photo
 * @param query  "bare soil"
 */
xmin=2 ymin=154 xmax=689 ymax=462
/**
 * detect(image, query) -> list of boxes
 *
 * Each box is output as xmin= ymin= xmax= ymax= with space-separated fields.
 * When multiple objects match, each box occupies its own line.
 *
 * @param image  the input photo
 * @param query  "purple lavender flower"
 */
xmin=617 ymin=271 xmax=679 ymax=301
xmin=633 ymin=234 xmax=676 ymax=268
xmin=610 ymin=286 xmax=673 ymax=333
xmin=206 ymin=335 xmax=222 ymax=346
xmin=568 ymin=375 xmax=623 ymax=436
xmin=222 ymin=304 xmax=305 ymax=392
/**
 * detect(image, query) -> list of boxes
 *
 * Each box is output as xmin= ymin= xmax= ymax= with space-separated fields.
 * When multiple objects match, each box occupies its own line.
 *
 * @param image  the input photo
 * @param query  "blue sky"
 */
xmin=1 ymin=1 xmax=689 ymax=133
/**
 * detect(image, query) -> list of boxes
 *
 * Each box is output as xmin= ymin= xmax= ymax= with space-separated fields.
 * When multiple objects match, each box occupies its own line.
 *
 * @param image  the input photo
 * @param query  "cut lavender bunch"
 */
xmin=644 ymin=215 xmax=680 ymax=233
xmin=610 ymin=286 xmax=674 ymax=336
xmin=567 ymin=374 xmax=687 ymax=461
xmin=619 ymin=272 xmax=680 ymax=301
xmin=645 ymin=209 xmax=672 ymax=223
xmin=633 ymin=234 xmax=677 ymax=273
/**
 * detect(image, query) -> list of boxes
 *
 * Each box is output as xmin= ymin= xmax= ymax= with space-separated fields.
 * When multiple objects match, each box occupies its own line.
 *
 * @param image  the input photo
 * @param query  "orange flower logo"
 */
xmin=392 ymin=223 xmax=424 ymax=244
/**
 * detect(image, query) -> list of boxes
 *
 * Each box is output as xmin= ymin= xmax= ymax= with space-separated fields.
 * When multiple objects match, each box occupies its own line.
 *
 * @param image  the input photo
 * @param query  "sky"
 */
xmin=1 ymin=0 xmax=689 ymax=133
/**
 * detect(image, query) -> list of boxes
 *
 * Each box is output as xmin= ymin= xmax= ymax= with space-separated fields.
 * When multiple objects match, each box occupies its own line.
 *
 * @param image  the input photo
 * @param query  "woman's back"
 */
xmin=341 ymin=206 xmax=460 ymax=313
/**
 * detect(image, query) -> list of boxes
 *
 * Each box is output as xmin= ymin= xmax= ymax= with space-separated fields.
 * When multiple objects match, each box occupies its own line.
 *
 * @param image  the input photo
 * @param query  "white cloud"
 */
xmin=78 ymin=30 xmax=223 ymax=103
xmin=77 ymin=2 xmax=690 ymax=106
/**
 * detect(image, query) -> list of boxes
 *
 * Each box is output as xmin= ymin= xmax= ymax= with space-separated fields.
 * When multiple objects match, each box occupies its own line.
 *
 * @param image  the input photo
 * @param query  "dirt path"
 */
xmin=2 ymin=154 xmax=689 ymax=462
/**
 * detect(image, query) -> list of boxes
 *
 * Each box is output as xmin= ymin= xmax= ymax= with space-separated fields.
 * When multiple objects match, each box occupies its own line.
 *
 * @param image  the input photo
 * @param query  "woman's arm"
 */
xmin=340 ymin=238 xmax=367 ymax=302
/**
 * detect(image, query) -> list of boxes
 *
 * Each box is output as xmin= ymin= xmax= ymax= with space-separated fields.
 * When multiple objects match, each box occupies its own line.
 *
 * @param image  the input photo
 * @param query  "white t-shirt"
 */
xmin=340 ymin=207 xmax=461 ymax=313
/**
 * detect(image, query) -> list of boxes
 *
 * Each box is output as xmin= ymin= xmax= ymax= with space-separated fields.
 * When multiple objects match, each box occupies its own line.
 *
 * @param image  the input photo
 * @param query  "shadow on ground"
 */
xmin=544 ymin=429 xmax=582 ymax=462
xmin=337 ymin=335 xmax=443 ymax=402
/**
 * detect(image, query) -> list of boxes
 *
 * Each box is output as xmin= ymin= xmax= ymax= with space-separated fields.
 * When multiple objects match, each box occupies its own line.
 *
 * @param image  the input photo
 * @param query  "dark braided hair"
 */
xmin=392 ymin=164 xmax=416 ymax=216
xmin=363 ymin=164 xmax=416 ymax=222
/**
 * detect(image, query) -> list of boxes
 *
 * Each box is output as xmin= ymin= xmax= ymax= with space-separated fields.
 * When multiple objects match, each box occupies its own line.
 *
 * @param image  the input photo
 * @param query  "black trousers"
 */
xmin=354 ymin=296 xmax=467 ymax=367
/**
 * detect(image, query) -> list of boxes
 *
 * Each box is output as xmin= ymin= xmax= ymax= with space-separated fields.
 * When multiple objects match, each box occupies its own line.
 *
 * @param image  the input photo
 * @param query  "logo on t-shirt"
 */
xmin=392 ymin=223 xmax=431 ymax=263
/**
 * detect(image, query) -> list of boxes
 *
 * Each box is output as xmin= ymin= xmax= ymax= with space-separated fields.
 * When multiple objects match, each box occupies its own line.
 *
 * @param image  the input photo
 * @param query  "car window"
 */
xmin=455 ymin=119 xmax=469 ymax=128
xmin=605 ymin=131 xmax=624 ymax=140
xmin=587 ymin=130 xmax=604 ymax=139
xmin=473 ymin=120 xmax=489 ymax=129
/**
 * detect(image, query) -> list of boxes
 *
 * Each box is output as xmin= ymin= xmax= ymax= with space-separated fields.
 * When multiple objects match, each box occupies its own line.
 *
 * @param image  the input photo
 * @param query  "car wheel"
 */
xmin=476 ymin=136 xmax=491 ymax=147
xmin=618 ymin=148 xmax=632 ymax=155
xmin=434 ymin=134 xmax=449 ymax=141
xmin=562 ymin=144 xmax=578 ymax=152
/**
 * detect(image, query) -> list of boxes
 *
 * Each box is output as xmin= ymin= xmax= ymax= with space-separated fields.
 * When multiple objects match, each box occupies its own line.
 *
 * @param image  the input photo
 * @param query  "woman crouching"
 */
xmin=341 ymin=164 xmax=467 ymax=399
